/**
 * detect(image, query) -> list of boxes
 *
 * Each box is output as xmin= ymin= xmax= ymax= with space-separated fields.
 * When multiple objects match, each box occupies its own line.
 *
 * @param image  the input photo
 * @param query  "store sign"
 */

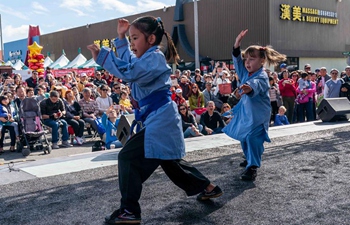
xmin=93 ymin=39 xmax=116 ymax=51
xmin=9 ymin=50 xmax=23 ymax=63
xmin=280 ymin=4 xmax=338 ymax=25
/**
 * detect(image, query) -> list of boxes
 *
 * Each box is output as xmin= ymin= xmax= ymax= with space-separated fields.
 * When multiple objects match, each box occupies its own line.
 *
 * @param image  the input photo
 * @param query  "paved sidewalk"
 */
xmin=1 ymin=120 xmax=349 ymax=186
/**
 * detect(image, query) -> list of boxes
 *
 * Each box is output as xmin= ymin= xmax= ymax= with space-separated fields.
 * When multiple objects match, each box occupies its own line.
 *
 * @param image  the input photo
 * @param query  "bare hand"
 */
xmin=341 ymin=87 xmax=348 ymax=92
xmin=87 ymin=44 xmax=100 ymax=61
xmin=73 ymin=116 xmax=80 ymax=120
xmin=239 ymin=84 xmax=252 ymax=95
xmin=206 ymin=128 xmax=213 ymax=135
xmin=234 ymin=29 xmax=248 ymax=49
xmin=117 ymin=19 xmax=130 ymax=39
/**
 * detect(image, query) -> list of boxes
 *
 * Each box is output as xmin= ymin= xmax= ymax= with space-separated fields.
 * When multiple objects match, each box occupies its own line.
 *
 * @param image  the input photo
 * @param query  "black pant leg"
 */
xmin=161 ymin=159 xmax=210 ymax=196
xmin=66 ymin=118 xmax=79 ymax=137
xmin=0 ymin=126 xmax=6 ymax=148
xmin=78 ymin=119 xmax=85 ymax=138
xmin=118 ymin=129 xmax=161 ymax=214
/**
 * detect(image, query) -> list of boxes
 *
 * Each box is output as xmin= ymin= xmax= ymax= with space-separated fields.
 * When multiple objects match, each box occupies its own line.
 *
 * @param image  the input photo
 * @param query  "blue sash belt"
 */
xmin=130 ymin=89 xmax=172 ymax=134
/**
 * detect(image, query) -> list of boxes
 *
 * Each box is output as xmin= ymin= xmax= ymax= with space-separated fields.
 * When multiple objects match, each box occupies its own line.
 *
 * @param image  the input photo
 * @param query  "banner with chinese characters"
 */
xmin=52 ymin=68 xmax=95 ymax=77
xmin=280 ymin=4 xmax=338 ymax=25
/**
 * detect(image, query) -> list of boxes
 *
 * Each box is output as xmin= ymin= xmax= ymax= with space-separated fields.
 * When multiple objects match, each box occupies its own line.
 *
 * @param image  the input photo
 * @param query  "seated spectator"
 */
xmin=102 ymin=71 xmax=113 ymax=86
xmin=40 ymin=91 xmax=72 ymax=149
xmin=188 ymin=84 xmax=205 ymax=111
xmin=202 ymin=82 xmax=223 ymax=110
xmin=96 ymin=84 xmax=113 ymax=115
xmin=0 ymin=95 xmax=19 ymax=152
xmin=13 ymin=73 xmax=22 ymax=86
xmin=78 ymin=88 xmax=99 ymax=133
xmin=173 ymin=88 xmax=187 ymax=107
xmin=194 ymin=73 xmax=204 ymax=91
xmin=25 ymin=70 xmax=38 ymax=89
xmin=35 ymin=84 xmax=49 ymax=103
xmin=72 ymin=86 xmax=81 ymax=102
xmin=26 ymin=87 xmax=35 ymax=98
xmin=119 ymin=91 xmax=133 ymax=114
xmin=200 ymin=101 xmax=226 ymax=135
xmin=179 ymin=75 xmax=191 ymax=100
xmin=274 ymin=106 xmax=290 ymax=126
xmin=14 ymin=85 xmax=26 ymax=109
xmin=188 ymin=83 xmax=205 ymax=121
xmin=102 ymin=106 xmax=123 ymax=149
xmin=111 ymin=83 xmax=121 ymax=104
xmin=64 ymin=90 xmax=85 ymax=145
xmin=178 ymin=103 xmax=203 ymax=138
xmin=63 ymin=73 xmax=74 ymax=89
xmin=78 ymin=73 xmax=88 ymax=92
xmin=93 ymin=71 xmax=107 ymax=87
xmin=220 ymin=103 xmax=232 ymax=124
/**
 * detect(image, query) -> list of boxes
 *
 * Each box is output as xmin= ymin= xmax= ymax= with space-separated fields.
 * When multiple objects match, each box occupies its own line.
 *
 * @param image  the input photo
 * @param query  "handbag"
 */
xmin=94 ymin=117 xmax=106 ymax=135
xmin=218 ymin=83 xmax=232 ymax=95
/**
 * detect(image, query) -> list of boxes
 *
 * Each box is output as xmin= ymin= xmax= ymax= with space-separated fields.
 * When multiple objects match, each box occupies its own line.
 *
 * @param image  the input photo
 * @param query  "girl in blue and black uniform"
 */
xmin=223 ymin=30 xmax=287 ymax=181
xmin=88 ymin=16 xmax=222 ymax=224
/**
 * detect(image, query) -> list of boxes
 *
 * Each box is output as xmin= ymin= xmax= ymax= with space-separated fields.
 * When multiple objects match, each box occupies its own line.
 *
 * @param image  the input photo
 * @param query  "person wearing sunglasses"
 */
xmin=324 ymin=68 xmax=343 ymax=99
xmin=178 ymin=103 xmax=203 ymax=138
xmin=96 ymin=84 xmax=113 ymax=115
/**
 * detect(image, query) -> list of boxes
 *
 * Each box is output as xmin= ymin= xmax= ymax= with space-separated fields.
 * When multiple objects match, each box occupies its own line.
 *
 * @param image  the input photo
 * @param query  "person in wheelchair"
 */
xmin=40 ymin=91 xmax=72 ymax=149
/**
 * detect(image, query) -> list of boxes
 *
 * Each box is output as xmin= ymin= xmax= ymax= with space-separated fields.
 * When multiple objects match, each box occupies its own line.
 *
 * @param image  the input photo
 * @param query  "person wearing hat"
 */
xmin=278 ymin=63 xmax=287 ymax=80
xmin=78 ymin=73 xmax=88 ymax=92
xmin=173 ymin=88 xmax=186 ymax=107
xmin=304 ymin=64 xmax=311 ymax=73
xmin=324 ymin=68 xmax=344 ymax=98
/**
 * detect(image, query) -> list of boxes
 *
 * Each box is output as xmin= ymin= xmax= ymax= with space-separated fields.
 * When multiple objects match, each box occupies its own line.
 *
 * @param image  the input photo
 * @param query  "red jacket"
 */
xmin=278 ymin=79 xmax=297 ymax=98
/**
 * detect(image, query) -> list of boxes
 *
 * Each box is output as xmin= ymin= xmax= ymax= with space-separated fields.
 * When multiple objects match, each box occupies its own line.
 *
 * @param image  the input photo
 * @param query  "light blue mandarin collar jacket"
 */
xmin=96 ymin=38 xmax=185 ymax=160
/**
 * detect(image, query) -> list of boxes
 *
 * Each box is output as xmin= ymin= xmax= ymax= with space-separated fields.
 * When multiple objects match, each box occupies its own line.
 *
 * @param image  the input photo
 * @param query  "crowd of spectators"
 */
xmin=0 ymin=63 xmax=349 ymax=153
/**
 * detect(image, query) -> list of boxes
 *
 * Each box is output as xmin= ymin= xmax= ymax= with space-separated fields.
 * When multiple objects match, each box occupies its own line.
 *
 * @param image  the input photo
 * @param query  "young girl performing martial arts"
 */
xmin=87 ymin=16 xmax=222 ymax=224
xmin=223 ymin=29 xmax=286 ymax=181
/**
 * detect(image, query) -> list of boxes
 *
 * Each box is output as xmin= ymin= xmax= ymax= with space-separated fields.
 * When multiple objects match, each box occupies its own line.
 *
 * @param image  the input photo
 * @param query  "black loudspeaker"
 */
xmin=316 ymin=97 xmax=350 ymax=122
xmin=117 ymin=114 xmax=136 ymax=146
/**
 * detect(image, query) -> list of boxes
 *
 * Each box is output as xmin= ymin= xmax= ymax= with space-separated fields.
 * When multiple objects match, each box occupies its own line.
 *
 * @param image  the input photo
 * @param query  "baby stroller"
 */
xmin=17 ymin=97 xmax=51 ymax=156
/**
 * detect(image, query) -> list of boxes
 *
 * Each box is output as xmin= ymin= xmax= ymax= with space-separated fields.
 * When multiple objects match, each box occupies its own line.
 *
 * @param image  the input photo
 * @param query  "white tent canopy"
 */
xmin=13 ymin=60 xmax=28 ymax=70
xmin=49 ymin=54 xmax=70 ymax=69
xmin=63 ymin=53 xmax=87 ymax=69
xmin=4 ymin=61 xmax=14 ymax=67
xmin=44 ymin=56 xmax=54 ymax=68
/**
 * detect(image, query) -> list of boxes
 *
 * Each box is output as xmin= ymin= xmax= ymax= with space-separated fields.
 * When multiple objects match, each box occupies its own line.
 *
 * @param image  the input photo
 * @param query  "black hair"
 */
xmin=131 ymin=16 xmax=180 ymax=64
xmin=50 ymin=91 xmax=59 ymax=98
xmin=0 ymin=95 xmax=9 ymax=106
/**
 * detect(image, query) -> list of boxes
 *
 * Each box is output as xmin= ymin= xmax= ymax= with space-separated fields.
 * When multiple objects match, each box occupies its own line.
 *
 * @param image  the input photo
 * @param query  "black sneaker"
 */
xmin=239 ymin=160 xmax=248 ymax=167
xmin=105 ymin=209 xmax=141 ymax=224
xmin=241 ymin=166 xmax=257 ymax=181
xmin=196 ymin=186 xmax=223 ymax=201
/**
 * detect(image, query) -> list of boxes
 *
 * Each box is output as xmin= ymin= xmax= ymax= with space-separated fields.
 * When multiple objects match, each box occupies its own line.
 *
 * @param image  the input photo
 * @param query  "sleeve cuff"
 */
xmin=96 ymin=47 xmax=111 ymax=67
xmin=232 ymin=47 xmax=241 ymax=58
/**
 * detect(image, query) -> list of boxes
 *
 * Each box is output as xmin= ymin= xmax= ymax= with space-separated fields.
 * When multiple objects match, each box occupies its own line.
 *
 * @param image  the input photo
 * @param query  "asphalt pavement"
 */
xmin=1 ymin=120 xmax=350 ymax=225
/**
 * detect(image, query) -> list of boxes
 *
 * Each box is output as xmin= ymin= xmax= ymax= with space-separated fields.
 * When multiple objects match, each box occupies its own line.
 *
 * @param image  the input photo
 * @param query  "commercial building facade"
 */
xmin=4 ymin=0 xmax=350 ymax=72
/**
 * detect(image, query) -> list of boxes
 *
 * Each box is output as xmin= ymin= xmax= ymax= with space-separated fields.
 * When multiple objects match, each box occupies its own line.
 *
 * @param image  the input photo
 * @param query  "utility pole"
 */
xmin=194 ymin=0 xmax=199 ymax=69
xmin=0 ymin=14 xmax=4 ymax=61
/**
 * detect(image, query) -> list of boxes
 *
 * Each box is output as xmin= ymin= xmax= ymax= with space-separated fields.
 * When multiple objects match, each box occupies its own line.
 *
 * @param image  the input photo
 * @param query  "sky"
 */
xmin=0 ymin=0 xmax=175 ymax=44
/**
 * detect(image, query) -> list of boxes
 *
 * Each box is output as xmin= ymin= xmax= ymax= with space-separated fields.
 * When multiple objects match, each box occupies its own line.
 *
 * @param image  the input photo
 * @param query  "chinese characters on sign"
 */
xmin=280 ymin=4 xmax=338 ymax=25
xmin=93 ymin=39 xmax=116 ymax=51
